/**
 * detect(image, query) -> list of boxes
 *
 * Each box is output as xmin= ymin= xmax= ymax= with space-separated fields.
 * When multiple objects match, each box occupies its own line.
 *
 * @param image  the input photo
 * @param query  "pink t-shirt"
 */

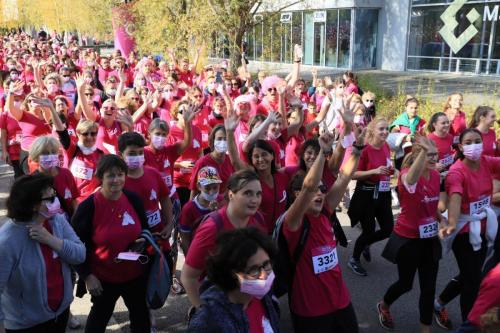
xmin=394 ymin=168 xmax=440 ymax=239
xmin=17 ymin=111 xmax=52 ymax=151
xmin=0 ymin=111 xmax=22 ymax=160
xmin=428 ymin=132 xmax=454 ymax=168
xmin=144 ymin=145 xmax=180 ymax=195
xmin=258 ymin=171 xmax=291 ymax=234
xmin=167 ymin=124 xmax=202 ymax=188
xmin=481 ymin=129 xmax=498 ymax=157
xmin=96 ymin=118 xmax=122 ymax=155
xmin=189 ymin=154 xmax=234 ymax=193
xmin=357 ymin=143 xmax=392 ymax=184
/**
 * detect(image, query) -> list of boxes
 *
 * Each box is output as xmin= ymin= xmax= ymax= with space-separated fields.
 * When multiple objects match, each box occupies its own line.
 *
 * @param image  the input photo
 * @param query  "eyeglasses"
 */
xmin=62 ymin=75 xmax=70 ymax=78
xmin=318 ymin=184 xmax=328 ymax=193
xmin=102 ymin=106 xmax=116 ymax=111
xmin=267 ymin=87 xmax=277 ymax=93
xmin=130 ymin=97 xmax=140 ymax=101
xmin=244 ymin=259 xmax=273 ymax=278
xmin=80 ymin=131 xmax=97 ymax=137
xmin=231 ymin=83 xmax=239 ymax=86
xmin=427 ymin=152 xmax=439 ymax=159
xmin=41 ymin=195 xmax=56 ymax=203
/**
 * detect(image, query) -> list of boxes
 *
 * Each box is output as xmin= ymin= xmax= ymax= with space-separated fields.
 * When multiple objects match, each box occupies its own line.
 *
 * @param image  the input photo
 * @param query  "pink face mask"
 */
xmin=462 ymin=143 xmax=483 ymax=161
xmin=47 ymin=83 xmax=59 ymax=94
xmin=151 ymin=135 xmax=166 ymax=149
xmin=125 ymin=155 xmax=145 ymax=169
xmin=39 ymin=154 xmax=60 ymax=170
xmin=239 ymin=271 xmax=275 ymax=299
xmin=40 ymin=197 xmax=62 ymax=219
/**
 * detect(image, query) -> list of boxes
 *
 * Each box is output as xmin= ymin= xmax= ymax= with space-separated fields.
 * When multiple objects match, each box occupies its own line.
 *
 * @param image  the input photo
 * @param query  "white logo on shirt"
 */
xmin=52 ymin=251 xmax=59 ymax=259
xmin=164 ymin=159 xmax=170 ymax=168
xmin=278 ymin=190 xmax=287 ymax=203
xmin=262 ymin=317 xmax=273 ymax=333
xmin=192 ymin=139 xmax=200 ymax=149
xmin=64 ymin=188 xmax=72 ymax=199
xmin=423 ymin=195 xmax=440 ymax=203
xmin=150 ymin=189 xmax=157 ymax=201
xmin=122 ymin=212 xmax=135 ymax=226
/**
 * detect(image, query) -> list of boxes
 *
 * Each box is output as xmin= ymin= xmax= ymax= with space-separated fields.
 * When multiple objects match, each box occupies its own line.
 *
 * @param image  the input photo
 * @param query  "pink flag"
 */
xmin=111 ymin=4 xmax=136 ymax=58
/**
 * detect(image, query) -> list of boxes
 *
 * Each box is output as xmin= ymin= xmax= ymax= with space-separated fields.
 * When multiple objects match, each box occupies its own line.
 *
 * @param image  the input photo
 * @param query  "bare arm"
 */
xmin=304 ymin=95 xmax=330 ymax=133
xmin=115 ymin=69 xmax=126 ymax=102
xmin=181 ymin=264 xmax=203 ymax=307
xmin=6 ymin=81 xmax=24 ymax=121
xmin=242 ymin=112 xmax=277 ymax=153
xmin=287 ymin=44 xmax=302 ymax=89
xmin=176 ymin=107 xmax=195 ymax=155
xmin=439 ymin=193 xmax=461 ymax=238
xmin=225 ymin=111 xmax=247 ymax=171
xmin=403 ymin=135 xmax=431 ymax=185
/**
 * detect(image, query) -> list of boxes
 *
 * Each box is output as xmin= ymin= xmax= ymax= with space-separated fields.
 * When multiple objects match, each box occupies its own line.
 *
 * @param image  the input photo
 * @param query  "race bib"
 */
xmin=312 ymin=246 xmax=338 ymax=274
xmin=470 ymin=196 xmax=491 ymax=215
xmin=202 ymin=133 xmax=209 ymax=143
xmin=146 ymin=209 xmax=162 ymax=228
xmin=280 ymin=149 xmax=285 ymax=160
xmin=70 ymin=159 xmax=93 ymax=180
xmin=439 ymin=155 xmax=454 ymax=167
xmin=419 ymin=220 xmax=439 ymax=238
xmin=162 ymin=174 xmax=172 ymax=187
xmin=379 ymin=180 xmax=391 ymax=192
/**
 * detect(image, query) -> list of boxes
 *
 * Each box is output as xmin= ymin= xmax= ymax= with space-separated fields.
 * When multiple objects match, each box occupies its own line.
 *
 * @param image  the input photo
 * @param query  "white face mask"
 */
xmin=239 ymin=271 xmax=275 ymax=299
xmin=214 ymin=140 xmax=228 ymax=153
xmin=462 ymin=143 xmax=483 ymax=161
xmin=151 ymin=135 xmax=166 ymax=149
xmin=354 ymin=115 xmax=365 ymax=124
xmin=107 ymin=88 xmax=117 ymax=96
xmin=125 ymin=155 xmax=145 ymax=169
xmin=77 ymin=142 xmax=97 ymax=155
xmin=200 ymin=191 xmax=218 ymax=202
xmin=39 ymin=154 xmax=60 ymax=170
xmin=13 ymin=100 xmax=22 ymax=109
xmin=47 ymin=83 xmax=59 ymax=94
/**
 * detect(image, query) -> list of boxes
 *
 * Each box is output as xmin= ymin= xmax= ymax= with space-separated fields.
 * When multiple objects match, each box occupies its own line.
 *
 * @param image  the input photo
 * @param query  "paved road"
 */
xmin=0 ymin=163 xmax=463 ymax=333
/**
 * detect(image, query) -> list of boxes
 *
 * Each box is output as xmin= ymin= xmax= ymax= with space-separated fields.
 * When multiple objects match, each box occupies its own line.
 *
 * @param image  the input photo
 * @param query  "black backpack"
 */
xmin=271 ymin=211 xmax=347 ymax=298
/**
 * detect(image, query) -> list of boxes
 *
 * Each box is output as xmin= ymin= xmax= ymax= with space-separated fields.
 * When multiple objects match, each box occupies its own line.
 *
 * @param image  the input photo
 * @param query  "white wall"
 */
xmin=378 ymin=0 xmax=411 ymax=71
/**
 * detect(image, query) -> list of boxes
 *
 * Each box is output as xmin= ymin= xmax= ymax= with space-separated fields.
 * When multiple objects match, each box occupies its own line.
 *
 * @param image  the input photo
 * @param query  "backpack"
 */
xmin=141 ymin=229 xmax=172 ymax=310
xmin=271 ymin=211 xmax=347 ymax=298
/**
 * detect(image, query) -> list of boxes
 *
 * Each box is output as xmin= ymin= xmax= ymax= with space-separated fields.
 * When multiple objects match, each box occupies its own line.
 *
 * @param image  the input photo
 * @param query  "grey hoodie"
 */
xmin=0 ymin=214 xmax=85 ymax=330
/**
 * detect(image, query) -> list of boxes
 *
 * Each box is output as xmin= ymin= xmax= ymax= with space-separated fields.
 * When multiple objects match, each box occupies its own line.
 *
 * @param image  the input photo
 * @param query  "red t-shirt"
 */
xmin=285 ymin=130 xmax=306 ymax=167
xmin=235 ymin=121 xmax=250 ymax=145
xmin=66 ymin=142 xmax=101 ymax=202
xmin=245 ymin=297 xmax=270 ymax=333
xmin=284 ymin=162 xmax=337 ymax=191
xmin=448 ymin=111 xmax=467 ymax=143
xmin=176 ymin=68 xmax=194 ymax=87
xmin=185 ymin=206 xmax=266 ymax=271
xmin=179 ymin=197 xmax=212 ymax=234
xmin=124 ymin=167 xmax=170 ymax=235
xmin=90 ymin=191 xmax=144 ymax=283
xmin=167 ymin=124 xmax=203 ymax=188
xmin=284 ymin=210 xmax=350 ymax=317
xmin=40 ymin=219 xmax=64 ymax=311
xmin=189 ymin=154 xmax=234 ymax=193
xmin=268 ymin=129 xmax=289 ymax=168
xmin=394 ymin=168 xmax=441 ymax=239
xmin=0 ymin=111 xmax=22 ymax=160
xmin=207 ymin=112 xmax=224 ymax=128
xmin=258 ymin=171 xmax=291 ymax=234
xmin=445 ymin=156 xmax=498 ymax=233
xmin=96 ymin=118 xmax=122 ymax=155
xmin=481 ymin=129 xmax=498 ymax=157
xmin=357 ymin=143 xmax=392 ymax=183
xmin=53 ymin=167 xmax=80 ymax=216
xmin=17 ymin=111 xmax=52 ymax=151
xmin=133 ymin=114 xmax=152 ymax=139
xmin=428 ymin=132 xmax=454 ymax=168
xmin=396 ymin=118 xmax=426 ymax=135
xmin=144 ymin=145 xmax=180 ymax=196
xmin=192 ymin=106 xmax=212 ymax=149
xmin=467 ymin=263 xmax=500 ymax=326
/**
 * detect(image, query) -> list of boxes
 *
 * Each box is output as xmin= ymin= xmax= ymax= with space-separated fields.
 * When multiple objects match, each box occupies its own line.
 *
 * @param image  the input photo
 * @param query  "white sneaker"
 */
xmin=68 ymin=313 xmax=81 ymax=329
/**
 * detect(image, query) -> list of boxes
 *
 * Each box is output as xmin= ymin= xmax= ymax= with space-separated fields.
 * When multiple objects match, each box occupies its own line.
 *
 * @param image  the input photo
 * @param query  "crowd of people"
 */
xmin=0 ymin=30 xmax=499 ymax=333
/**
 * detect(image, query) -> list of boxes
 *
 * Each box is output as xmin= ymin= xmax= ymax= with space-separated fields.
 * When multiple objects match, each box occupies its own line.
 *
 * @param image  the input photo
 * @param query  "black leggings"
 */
xmin=291 ymin=303 xmax=359 ymax=333
xmin=6 ymin=308 xmax=69 ymax=333
xmin=85 ymin=275 xmax=150 ymax=333
xmin=177 ymin=186 xmax=191 ymax=207
xmin=383 ymin=239 xmax=439 ymax=325
xmin=352 ymin=190 xmax=393 ymax=260
xmin=439 ymin=233 xmax=487 ymax=321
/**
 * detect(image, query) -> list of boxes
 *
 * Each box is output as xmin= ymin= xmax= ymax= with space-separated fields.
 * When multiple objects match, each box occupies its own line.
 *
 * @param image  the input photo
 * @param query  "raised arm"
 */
xmin=328 ymin=94 xmax=355 ymax=174
xmin=241 ymin=111 xmax=278 ymax=153
xmin=287 ymin=44 xmax=302 ymax=89
xmin=176 ymin=106 xmax=195 ymax=155
xmin=33 ymin=97 xmax=65 ymax=132
xmin=115 ymin=69 xmax=126 ymax=102
xmin=285 ymin=131 xmax=335 ymax=231
xmin=304 ymin=94 xmax=330 ymax=134
xmin=225 ymin=110 xmax=247 ymax=171
xmin=6 ymin=81 xmax=25 ymax=121
xmin=74 ymin=73 xmax=90 ymax=121
xmin=403 ymin=134 xmax=432 ymax=185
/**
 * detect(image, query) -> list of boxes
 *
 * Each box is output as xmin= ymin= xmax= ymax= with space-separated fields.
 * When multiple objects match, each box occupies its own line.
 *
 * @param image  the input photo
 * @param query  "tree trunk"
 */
xmin=228 ymin=28 xmax=244 ymax=75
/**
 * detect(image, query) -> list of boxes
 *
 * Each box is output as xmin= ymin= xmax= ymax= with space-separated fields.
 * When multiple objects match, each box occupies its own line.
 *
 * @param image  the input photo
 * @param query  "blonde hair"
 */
xmin=362 ymin=91 xmax=376 ymax=101
xmin=76 ymin=119 xmax=98 ymax=134
xmin=29 ymin=136 xmax=60 ymax=162
xmin=44 ymin=72 xmax=61 ymax=87
xmin=170 ymin=100 xmax=190 ymax=119
xmin=443 ymin=93 xmax=463 ymax=112
xmin=365 ymin=116 xmax=388 ymax=145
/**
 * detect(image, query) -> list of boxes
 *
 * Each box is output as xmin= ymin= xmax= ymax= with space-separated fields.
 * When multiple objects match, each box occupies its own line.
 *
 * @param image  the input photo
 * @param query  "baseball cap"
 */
xmin=197 ymin=166 xmax=222 ymax=186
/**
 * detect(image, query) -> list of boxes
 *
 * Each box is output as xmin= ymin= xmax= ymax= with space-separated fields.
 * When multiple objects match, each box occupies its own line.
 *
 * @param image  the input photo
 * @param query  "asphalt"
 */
xmin=0 ymin=162 xmax=463 ymax=333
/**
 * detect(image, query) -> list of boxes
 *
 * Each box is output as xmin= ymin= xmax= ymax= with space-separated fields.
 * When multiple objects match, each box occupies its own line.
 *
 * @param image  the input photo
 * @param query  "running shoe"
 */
xmin=434 ymin=307 xmax=453 ymax=330
xmin=171 ymin=276 xmax=186 ymax=295
xmin=362 ymin=246 xmax=372 ymax=262
xmin=377 ymin=301 xmax=395 ymax=330
xmin=348 ymin=257 xmax=367 ymax=276
xmin=67 ymin=313 xmax=81 ymax=330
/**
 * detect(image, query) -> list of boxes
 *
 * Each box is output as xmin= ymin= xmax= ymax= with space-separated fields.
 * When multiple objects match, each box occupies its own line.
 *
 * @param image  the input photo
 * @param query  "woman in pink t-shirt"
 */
xmin=469 ymin=106 xmax=498 ymax=157
xmin=435 ymin=128 xmax=500 ymax=327
xmin=377 ymin=136 xmax=443 ymax=331
xmin=443 ymin=93 xmax=466 ymax=145
xmin=282 ymin=130 xmax=362 ymax=332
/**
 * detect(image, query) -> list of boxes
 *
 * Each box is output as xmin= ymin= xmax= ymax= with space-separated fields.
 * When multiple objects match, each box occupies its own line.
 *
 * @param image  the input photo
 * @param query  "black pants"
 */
xmin=85 ymin=275 xmax=150 ymax=333
xmin=383 ymin=239 xmax=439 ymax=325
xmin=351 ymin=190 xmax=393 ymax=260
xmin=177 ymin=186 xmax=191 ymax=207
xmin=6 ymin=308 xmax=69 ymax=333
xmin=291 ymin=303 xmax=358 ymax=333
xmin=439 ymin=234 xmax=487 ymax=321
xmin=19 ymin=150 xmax=30 ymax=175
xmin=10 ymin=159 xmax=24 ymax=178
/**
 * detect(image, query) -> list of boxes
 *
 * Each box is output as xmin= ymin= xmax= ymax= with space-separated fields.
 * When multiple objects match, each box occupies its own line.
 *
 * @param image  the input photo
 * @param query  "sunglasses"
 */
xmin=319 ymin=184 xmax=328 ymax=194
xmin=62 ymin=75 xmax=70 ymax=78
xmin=267 ymin=87 xmax=277 ymax=93
xmin=80 ymin=131 xmax=97 ymax=137
xmin=130 ymin=97 xmax=140 ymax=101
xmin=102 ymin=106 xmax=116 ymax=111
xmin=84 ymin=93 xmax=93 ymax=97
xmin=426 ymin=152 xmax=439 ymax=159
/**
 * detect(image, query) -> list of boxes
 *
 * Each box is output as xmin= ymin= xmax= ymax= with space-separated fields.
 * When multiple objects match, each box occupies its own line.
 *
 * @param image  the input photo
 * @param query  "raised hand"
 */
xmin=117 ymin=68 xmax=126 ymax=83
xmin=224 ymin=110 xmax=240 ymax=131
xmin=266 ymin=111 xmax=279 ymax=124
xmin=354 ymin=126 xmax=367 ymax=146
xmin=183 ymin=105 xmax=197 ymax=123
xmin=414 ymin=133 xmax=433 ymax=151
xmin=276 ymin=81 xmax=287 ymax=95
xmin=293 ymin=44 xmax=303 ymax=62
xmin=74 ymin=73 xmax=86 ymax=91
xmin=319 ymin=130 xmax=335 ymax=153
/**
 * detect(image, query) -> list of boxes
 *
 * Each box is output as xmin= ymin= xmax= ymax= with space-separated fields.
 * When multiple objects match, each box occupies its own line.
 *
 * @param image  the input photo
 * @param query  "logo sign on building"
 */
xmin=280 ymin=12 xmax=292 ymax=23
xmin=439 ymin=0 xmax=500 ymax=53
xmin=313 ymin=11 xmax=327 ymax=23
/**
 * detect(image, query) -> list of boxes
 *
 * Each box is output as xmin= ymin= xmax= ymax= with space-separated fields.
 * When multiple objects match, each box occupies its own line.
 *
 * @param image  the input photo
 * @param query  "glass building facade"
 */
xmin=408 ymin=0 xmax=500 ymax=75
xmin=210 ymin=8 xmax=379 ymax=70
